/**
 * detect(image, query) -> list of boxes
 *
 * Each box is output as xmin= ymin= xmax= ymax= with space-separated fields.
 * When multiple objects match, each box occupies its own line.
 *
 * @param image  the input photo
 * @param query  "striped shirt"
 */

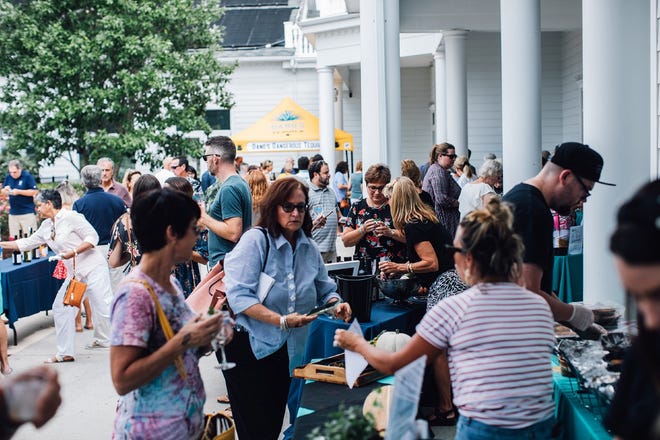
xmin=417 ymin=283 xmax=555 ymax=428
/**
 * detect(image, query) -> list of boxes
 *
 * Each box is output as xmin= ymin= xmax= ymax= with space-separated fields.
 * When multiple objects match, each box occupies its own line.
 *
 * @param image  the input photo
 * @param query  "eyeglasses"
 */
xmin=202 ymin=154 xmax=221 ymax=162
xmin=572 ymin=172 xmax=591 ymax=200
xmin=367 ymin=184 xmax=386 ymax=192
xmin=444 ymin=244 xmax=465 ymax=254
xmin=281 ymin=202 xmax=308 ymax=213
xmin=442 ymin=154 xmax=457 ymax=160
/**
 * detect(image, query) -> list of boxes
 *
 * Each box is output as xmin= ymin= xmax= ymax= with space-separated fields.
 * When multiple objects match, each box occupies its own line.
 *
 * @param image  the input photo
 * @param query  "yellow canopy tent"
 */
xmin=231 ymin=97 xmax=354 ymax=153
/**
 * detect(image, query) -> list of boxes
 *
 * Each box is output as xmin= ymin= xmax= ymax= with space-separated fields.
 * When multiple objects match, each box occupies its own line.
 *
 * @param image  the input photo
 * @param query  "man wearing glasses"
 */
xmin=307 ymin=160 xmax=338 ymax=263
xmin=171 ymin=156 xmax=203 ymax=201
xmin=198 ymin=136 xmax=252 ymax=268
xmin=503 ymin=142 xmax=615 ymax=334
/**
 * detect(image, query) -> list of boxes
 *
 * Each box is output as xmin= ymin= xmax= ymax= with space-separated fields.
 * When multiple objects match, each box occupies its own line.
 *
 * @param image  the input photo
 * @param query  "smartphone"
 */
xmin=307 ymin=301 xmax=340 ymax=317
xmin=323 ymin=210 xmax=335 ymax=218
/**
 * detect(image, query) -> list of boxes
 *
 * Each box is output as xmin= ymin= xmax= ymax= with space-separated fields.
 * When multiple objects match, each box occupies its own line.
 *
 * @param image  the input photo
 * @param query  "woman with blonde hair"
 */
xmin=336 ymin=199 xmax=557 ymax=437
xmin=401 ymin=159 xmax=433 ymax=208
xmin=246 ymin=168 xmax=269 ymax=224
xmin=452 ymin=156 xmax=476 ymax=188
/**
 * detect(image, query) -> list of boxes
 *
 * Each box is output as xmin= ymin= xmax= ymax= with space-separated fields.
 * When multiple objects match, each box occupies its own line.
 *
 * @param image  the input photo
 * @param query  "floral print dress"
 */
xmin=345 ymin=199 xmax=406 ymax=265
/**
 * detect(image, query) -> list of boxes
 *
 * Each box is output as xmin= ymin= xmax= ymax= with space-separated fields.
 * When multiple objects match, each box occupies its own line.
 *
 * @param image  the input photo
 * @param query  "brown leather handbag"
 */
xmin=63 ymin=254 xmax=86 ymax=308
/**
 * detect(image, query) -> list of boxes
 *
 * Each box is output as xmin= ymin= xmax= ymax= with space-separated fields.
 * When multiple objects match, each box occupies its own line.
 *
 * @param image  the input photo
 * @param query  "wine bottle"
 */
xmin=31 ymin=228 xmax=39 ymax=259
xmin=12 ymin=235 xmax=21 ymax=265
xmin=23 ymin=233 xmax=31 ymax=262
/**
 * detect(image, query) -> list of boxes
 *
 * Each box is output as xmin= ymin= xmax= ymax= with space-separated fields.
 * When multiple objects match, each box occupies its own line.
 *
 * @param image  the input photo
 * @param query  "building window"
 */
xmin=205 ymin=109 xmax=231 ymax=130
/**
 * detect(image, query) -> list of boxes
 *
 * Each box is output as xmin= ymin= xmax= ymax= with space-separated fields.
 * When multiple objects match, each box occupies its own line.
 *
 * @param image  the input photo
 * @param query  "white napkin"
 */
xmin=343 ymin=319 xmax=368 ymax=389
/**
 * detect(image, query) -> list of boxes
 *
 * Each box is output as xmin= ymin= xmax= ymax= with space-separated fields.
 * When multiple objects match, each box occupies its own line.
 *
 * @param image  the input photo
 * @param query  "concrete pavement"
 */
xmin=6 ymin=312 xmax=232 ymax=439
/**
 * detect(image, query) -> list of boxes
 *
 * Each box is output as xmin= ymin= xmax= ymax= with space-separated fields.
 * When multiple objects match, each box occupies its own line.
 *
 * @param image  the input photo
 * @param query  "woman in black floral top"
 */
xmin=108 ymin=175 xmax=161 ymax=273
xmin=341 ymin=164 xmax=406 ymax=270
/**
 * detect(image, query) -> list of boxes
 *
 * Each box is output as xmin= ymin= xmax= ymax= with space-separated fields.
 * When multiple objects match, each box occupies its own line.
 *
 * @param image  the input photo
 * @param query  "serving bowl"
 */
xmin=377 ymin=278 xmax=419 ymax=304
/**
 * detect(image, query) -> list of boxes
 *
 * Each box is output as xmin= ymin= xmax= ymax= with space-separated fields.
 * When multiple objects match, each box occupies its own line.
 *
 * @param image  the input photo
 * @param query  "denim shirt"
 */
xmin=223 ymin=227 xmax=340 ymax=370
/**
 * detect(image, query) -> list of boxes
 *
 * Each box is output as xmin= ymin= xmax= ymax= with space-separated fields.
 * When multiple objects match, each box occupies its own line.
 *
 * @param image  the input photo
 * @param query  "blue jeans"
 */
xmin=455 ymin=416 xmax=556 ymax=440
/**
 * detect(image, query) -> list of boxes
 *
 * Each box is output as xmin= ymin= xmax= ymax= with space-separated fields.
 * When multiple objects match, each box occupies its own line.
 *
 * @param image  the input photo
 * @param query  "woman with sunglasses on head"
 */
xmin=335 ymin=198 xmax=557 ymax=439
xmin=0 ymin=189 xmax=115 ymax=363
xmin=604 ymin=179 xmax=660 ymax=440
xmin=342 ymin=163 xmax=406 ymax=273
xmin=422 ymin=142 xmax=462 ymax=238
xmin=221 ymin=178 xmax=352 ymax=440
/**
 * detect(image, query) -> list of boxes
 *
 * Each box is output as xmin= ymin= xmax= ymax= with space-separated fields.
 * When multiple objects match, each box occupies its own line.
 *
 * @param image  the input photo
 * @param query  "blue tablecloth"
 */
xmin=0 ymin=255 xmax=63 ymax=327
xmin=552 ymin=358 xmax=612 ymax=440
xmin=553 ymin=253 xmax=583 ymax=303
xmin=303 ymin=300 xmax=427 ymax=363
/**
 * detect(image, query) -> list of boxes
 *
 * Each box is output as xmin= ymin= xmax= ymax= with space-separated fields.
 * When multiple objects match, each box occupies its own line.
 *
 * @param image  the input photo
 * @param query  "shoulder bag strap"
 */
xmin=129 ymin=279 xmax=188 ymax=381
xmin=125 ymin=214 xmax=137 ymax=267
xmin=256 ymin=227 xmax=270 ymax=271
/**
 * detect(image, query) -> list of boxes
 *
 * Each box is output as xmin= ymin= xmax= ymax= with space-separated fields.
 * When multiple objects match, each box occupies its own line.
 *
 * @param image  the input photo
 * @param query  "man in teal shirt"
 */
xmin=199 ymin=136 xmax=252 ymax=268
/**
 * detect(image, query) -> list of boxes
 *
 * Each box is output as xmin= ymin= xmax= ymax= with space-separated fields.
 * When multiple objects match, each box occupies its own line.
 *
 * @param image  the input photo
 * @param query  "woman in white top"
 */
xmin=458 ymin=159 xmax=502 ymax=220
xmin=335 ymin=198 xmax=556 ymax=439
xmin=0 ymin=189 xmax=114 ymax=362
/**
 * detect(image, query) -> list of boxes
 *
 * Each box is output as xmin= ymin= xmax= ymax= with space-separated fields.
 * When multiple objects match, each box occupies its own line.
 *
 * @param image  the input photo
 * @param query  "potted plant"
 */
xmin=307 ymin=405 xmax=380 ymax=440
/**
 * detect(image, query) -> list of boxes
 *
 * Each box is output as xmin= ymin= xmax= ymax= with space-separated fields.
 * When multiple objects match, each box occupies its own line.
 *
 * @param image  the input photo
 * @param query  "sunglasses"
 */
xmin=201 ymin=154 xmax=221 ymax=162
xmin=444 ymin=244 xmax=465 ymax=254
xmin=281 ymin=202 xmax=308 ymax=213
xmin=172 ymin=163 xmax=184 ymax=169
xmin=442 ymin=154 xmax=457 ymax=160
xmin=367 ymin=184 xmax=386 ymax=192
xmin=572 ymin=172 xmax=592 ymax=200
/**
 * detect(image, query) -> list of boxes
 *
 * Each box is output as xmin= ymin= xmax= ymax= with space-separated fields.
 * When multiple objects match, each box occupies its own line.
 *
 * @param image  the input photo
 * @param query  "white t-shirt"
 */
xmin=416 ymin=283 xmax=555 ymax=429
xmin=458 ymin=181 xmax=494 ymax=219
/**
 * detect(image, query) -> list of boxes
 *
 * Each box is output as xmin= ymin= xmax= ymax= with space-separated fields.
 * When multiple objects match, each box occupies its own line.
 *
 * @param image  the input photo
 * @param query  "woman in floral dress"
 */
xmin=341 ymin=164 xmax=406 ymax=272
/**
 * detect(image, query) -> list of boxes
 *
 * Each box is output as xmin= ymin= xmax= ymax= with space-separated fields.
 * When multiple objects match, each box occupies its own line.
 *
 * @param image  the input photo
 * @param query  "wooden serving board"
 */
xmin=293 ymin=354 xmax=387 ymax=387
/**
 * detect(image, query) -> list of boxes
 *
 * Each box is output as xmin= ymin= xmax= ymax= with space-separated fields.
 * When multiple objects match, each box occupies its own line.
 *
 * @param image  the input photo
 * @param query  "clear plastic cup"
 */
xmin=3 ymin=377 xmax=46 ymax=422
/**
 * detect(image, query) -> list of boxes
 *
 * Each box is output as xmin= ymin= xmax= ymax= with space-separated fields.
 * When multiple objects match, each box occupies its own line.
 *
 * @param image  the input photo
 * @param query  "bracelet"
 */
xmin=72 ymin=248 xmax=78 ymax=256
xmin=279 ymin=315 xmax=289 ymax=331
xmin=407 ymin=262 xmax=414 ymax=274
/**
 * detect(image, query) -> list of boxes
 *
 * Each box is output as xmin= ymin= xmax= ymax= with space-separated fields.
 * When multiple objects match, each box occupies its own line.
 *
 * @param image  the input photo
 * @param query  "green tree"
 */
xmin=0 ymin=0 xmax=234 ymax=170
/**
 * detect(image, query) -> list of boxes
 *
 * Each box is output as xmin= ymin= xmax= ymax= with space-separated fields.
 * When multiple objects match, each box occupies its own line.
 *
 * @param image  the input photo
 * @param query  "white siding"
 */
xmin=465 ymin=32 xmax=567 ymax=167
xmin=227 ymin=62 xmax=320 ymax=168
xmin=654 ymin=0 xmax=660 ymax=178
xmin=401 ymin=67 xmax=434 ymax=167
xmin=561 ymin=30 xmax=583 ymax=143
xmin=541 ymin=32 xmax=563 ymax=149
xmin=466 ymin=32 xmax=502 ymax=163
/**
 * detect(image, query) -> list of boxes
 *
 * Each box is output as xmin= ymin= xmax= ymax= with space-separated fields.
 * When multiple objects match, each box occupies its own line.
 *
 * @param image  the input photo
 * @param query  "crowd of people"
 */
xmin=0 ymin=138 xmax=657 ymax=440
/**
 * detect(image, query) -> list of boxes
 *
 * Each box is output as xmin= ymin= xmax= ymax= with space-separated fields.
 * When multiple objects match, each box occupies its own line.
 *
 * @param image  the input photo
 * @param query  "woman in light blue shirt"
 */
xmin=222 ymin=177 xmax=352 ymax=440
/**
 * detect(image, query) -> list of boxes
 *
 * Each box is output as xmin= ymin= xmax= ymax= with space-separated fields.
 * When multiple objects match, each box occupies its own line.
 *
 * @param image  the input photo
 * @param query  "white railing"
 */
xmin=284 ymin=22 xmax=316 ymax=57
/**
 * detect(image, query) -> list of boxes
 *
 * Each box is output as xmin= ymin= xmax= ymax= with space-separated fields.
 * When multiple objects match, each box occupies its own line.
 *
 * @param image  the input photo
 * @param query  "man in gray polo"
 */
xmin=307 ymin=160 xmax=338 ymax=263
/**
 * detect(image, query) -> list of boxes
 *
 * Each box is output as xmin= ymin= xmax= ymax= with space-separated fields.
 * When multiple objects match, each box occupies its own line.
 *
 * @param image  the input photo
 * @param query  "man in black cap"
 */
xmin=503 ymin=142 xmax=615 ymax=332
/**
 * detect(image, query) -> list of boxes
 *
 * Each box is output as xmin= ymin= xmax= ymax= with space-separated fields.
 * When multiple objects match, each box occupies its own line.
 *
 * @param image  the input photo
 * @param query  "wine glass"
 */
xmin=216 ymin=311 xmax=236 ymax=370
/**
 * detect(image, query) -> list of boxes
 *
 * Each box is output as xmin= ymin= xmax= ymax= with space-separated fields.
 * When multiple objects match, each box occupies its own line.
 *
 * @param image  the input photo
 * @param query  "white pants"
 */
xmin=96 ymin=244 xmax=126 ymax=292
xmin=52 ymin=268 xmax=113 ymax=357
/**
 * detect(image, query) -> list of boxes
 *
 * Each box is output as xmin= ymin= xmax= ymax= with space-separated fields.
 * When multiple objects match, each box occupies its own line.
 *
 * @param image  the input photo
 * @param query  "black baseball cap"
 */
xmin=550 ymin=142 xmax=615 ymax=186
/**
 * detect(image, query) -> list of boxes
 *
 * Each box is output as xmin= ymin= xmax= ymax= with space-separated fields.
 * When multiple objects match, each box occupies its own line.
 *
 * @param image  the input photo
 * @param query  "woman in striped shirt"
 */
xmin=335 ymin=198 xmax=557 ymax=439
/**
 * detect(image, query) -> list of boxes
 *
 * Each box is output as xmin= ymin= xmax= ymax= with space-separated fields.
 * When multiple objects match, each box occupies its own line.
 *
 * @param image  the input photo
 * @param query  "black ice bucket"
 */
xmin=335 ymin=274 xmax=375 ymax=322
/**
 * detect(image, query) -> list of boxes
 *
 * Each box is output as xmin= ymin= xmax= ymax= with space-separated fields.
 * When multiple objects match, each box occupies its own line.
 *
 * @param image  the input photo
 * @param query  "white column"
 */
xmin=582 ymin=0 xmax=650 ymax=305
xmin=443 ymin=30 xmax=468 ymax=157
xmin=500 ymin=0 xmax=541 ymax=191
xmin=356 ymin=0 xmax=401 ymax=172
xmin=384 ymin=0 xmax=401 ymax=173
xmin=433 ymin=48 xmax=447 ymax=144
xmin=334 ymin=78 xmax=345 ymax=167
xmin=318 ymin=66 xmax=336 ymax=174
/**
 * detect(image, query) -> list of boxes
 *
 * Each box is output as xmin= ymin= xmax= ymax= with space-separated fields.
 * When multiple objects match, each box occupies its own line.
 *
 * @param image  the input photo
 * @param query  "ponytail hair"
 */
xmin=458 ymin=198 xmax=524 ymax=282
